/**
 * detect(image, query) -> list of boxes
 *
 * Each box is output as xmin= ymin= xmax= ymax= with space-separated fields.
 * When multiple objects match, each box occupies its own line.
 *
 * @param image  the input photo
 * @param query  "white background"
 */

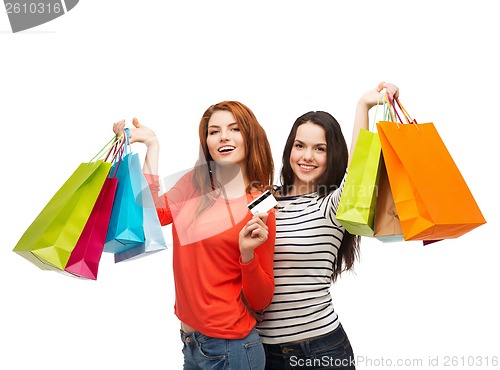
xmin=1 ymin=1 xmax=499 ymax=369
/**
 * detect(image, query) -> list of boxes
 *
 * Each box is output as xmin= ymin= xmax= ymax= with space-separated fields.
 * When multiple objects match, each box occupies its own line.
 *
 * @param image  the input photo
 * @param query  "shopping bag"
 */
xmin=373 ymin=155 xmax=404 ymax=242
xmin=377 ymin=97 xmax=486 ymax=240
xmin=64 ymin=177 xmax=118 ymax=279
xmin=114 ymin=169 xmax=167 ymax=263
xmin=336 ymin=128 xmax=382 ymax=236
xmin=104 ymin=133 xmax=145 ymax=253
xmin=13 ymin=138 xmax=116 ymax=271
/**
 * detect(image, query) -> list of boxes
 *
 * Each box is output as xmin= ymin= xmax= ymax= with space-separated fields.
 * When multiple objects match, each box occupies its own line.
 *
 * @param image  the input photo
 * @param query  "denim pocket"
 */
xmin=196 ymin=334 xmax=228 ymax=361
xmin=244 ymin=337 xmax=265 ymax=370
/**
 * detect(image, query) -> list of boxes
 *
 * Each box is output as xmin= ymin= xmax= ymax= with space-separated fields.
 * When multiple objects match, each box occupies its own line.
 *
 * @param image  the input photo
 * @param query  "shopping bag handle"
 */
xmin=383 ymin=95 xmax=396 ymax=122
xmin=123 ymin=128 xmax=131 ymax=155
xmin=108 ymin=128 xmax=134 ymax=178
xmin=371 ymin=90 xmax=407 ymax=131
xmin=371 ymin=92 xmax=398 ymax=131
xmin=89 ymin=136 xmax=120 ymax=163
xmin=107 ymin=134 xmax=127 ymax=162
xmin=394 ymin=96 xmax=417 ymax=124
xmin=386 ymin=92 xmax=406 ymax=124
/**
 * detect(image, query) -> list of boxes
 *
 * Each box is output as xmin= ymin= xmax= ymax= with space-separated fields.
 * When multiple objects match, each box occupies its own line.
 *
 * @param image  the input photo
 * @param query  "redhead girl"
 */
xmin=114 ymin=101 xmax=276 ymax=370
xmin=257 ymin=82 xmax=399 ymax=370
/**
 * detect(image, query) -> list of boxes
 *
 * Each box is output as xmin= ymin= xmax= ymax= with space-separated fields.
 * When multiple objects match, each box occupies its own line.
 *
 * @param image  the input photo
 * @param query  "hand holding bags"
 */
xmin=372 ymin=97 xmax=404 ymax=242
xmin=104 ymin=130 xmax=146 ymax=253
xmin=336 ymin=95 xmax=390 ymax=236
xmin=377 ymin=97 xmax=486 ymax=240
xmin=14 ymin=130 xmax=168 ymax=279
xmin=105 ymin=127 xmax=167 ymax=262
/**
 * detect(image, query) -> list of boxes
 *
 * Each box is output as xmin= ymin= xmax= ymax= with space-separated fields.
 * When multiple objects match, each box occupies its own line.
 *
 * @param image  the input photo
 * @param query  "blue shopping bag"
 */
xmin=104 ymin=130 xmax=145 ymax=253
xmin=114 ymin=169 xmax=168 ymax=262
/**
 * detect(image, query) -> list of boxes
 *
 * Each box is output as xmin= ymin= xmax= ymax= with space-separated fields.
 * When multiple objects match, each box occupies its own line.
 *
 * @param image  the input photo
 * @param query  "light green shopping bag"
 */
xmin=335 ymin=129 xmax=382 ymax=236
xmin=13 ymin=138 xmax=116 ymax=271
xmin=335 ymin=94 xmax=394 ymax=236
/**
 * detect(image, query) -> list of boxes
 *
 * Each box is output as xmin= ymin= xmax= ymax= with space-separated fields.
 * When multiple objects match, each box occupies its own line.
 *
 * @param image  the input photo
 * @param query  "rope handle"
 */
xmin=394 ymin=96 xmax=417 ymax=124
xmin=370 ymin=92 xmax=390 ymax=131
xmin=88 ymin=136 xmax=118 ymax=163
xmin=87 ymin=127 xmax=132 ymax=179
xmin=386 ymin=91 xmax=405 ymax=123
xmin=370 ymin=91 xmax=402 ymax=131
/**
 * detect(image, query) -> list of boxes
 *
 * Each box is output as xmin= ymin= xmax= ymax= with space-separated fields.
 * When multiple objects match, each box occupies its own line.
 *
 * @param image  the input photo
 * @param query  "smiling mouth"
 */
xmin=218 ymin=145 xmax=236 ymax=153
xmin=299 ymin=164 xmax=317 ymax=170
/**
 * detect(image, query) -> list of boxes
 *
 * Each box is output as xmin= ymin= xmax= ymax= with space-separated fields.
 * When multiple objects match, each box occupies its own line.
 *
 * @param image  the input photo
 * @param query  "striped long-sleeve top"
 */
xmin=256 ymin=185 xmax=345 ymax=344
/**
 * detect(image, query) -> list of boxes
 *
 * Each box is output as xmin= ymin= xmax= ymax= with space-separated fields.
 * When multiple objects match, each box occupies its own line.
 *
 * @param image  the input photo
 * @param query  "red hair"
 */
xmin=194 ymin=101 xmax=274 ymax=213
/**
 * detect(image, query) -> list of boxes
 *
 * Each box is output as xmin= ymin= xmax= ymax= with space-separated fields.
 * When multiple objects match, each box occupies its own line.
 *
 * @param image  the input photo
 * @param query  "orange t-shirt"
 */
xmin=146 ymin=172 xmax=275 ymax=339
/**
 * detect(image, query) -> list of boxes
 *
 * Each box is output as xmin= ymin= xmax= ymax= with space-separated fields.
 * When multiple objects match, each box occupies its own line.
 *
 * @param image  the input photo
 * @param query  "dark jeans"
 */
xmin=263 ymin=324 xmax=355 ymax=370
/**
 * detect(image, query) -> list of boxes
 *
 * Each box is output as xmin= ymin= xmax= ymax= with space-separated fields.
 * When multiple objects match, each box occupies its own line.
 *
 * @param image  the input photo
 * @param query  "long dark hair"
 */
xmin=280 ymin=111 xmax=359 ymax=281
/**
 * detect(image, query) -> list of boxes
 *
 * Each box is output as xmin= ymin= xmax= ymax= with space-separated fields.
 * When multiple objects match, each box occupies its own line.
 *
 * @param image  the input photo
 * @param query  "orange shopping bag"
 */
xmin=376 ymin=97 xmax=486 ymax=240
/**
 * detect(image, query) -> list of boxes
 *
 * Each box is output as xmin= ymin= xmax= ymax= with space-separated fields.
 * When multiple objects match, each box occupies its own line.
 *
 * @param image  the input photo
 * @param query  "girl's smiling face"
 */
xmin=206 ymin=110 xmax=246 ymax=167
xmin=289 ymin=121 xmax=327 ymax=194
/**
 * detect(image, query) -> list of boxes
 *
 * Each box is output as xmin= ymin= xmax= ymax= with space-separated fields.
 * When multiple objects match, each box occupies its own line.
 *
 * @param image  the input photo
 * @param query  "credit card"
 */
xmin=247 ymin=190 xmax=277 ymax=215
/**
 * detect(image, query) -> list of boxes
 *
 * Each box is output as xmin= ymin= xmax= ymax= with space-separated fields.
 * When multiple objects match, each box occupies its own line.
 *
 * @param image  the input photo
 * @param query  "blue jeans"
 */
xmin=181 ymin=327 xmax=265 ymax=370
xmin=263 ymin=324 xmax=355 ymax=370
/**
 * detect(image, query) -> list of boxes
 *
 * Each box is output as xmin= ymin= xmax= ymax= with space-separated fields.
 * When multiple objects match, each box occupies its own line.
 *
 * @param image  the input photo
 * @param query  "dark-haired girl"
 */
xmin=257 ymin=82 xmax=399 ymax=370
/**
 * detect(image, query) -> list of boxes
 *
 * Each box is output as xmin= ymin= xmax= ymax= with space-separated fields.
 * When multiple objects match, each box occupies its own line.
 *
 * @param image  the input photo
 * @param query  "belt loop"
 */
xmin=282 ymin=347 xmax=294 ymax=355
xmin=301 ymin=340 xmax=311 ymax=355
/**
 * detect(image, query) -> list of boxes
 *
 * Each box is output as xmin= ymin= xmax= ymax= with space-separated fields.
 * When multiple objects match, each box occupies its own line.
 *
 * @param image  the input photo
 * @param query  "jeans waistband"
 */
xmin=263 ymin=324 xmax=346 ymax=356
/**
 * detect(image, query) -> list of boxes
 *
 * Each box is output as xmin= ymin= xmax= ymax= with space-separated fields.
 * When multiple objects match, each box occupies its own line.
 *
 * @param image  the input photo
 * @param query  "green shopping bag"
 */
xmin=335 ymin=95 xmax=394 ymax=236
xmin=335 ymin=128 xmax=382 ymax=236
xmin=13 ymin=138 xmax=116 ymax=271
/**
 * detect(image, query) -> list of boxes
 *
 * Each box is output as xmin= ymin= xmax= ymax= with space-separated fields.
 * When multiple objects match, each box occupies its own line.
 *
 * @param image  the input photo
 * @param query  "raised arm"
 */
xmin=113 ymin=117 xmax=159 ymax=175
xmin=349 ymin=82 xmax=399 ymax=165
xmin=113 ymin=118 xmax=174 ymax=224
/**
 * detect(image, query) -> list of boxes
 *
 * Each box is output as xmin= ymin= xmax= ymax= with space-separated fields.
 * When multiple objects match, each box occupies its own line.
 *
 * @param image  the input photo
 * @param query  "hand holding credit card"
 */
xmin=247 ymin=190 xmax=277 ymax=215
